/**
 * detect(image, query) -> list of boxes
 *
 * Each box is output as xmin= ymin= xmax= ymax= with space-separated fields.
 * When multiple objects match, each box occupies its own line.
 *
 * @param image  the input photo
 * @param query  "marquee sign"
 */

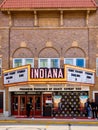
xmin=67 ymin=68 xmax=94 ymax=84
xmin=66 ymin=65 xmax=95 ymax=84
xmin=9 ymin=85 xmax=90 ymax=92
xmin=3 ymin=65 xmax=29 ymax=85
xmin=3 ymin=64 xmax=95 ymax=86
xmin=31 ymin=68 xmax=64 ymax=79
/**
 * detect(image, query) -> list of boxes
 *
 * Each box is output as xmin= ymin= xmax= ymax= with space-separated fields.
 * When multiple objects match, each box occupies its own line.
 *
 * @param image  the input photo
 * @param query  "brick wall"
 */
xmin=0 ymin=9 xmax=98 ymax=98
xmin=12 ymin=12 xmax=34 ymax=27
xmin=9 ymin=28 xmax=89 ymax=68
xmin=0 ymin=29 xmax=9 ymax=89
xmin=63 ymin=11 xmax=86 ymax=27
xmin=0 ymin=12 xmax=9 ymax=27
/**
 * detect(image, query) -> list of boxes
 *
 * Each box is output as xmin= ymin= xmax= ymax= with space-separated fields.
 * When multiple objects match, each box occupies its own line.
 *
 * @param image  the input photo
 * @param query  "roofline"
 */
xmin=0 ymin=0 xmax=7 ymax=7
xmin=0 ymin=0 xmax=97 ymax=11
xmin=92 ymin=0 xmax=98 ymax=6
xmin=0 ymin=7 xmax=97 ymax=11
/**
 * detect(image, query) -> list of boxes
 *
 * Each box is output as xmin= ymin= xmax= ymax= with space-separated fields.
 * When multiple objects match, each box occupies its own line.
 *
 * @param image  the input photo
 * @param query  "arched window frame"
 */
xmin=64 ymin=58 xmax=86 ymax=68
xmin=38 ymin=58 xmax=60 ymax=68
xmin=13 ymin=58 xmax=34 ymax=68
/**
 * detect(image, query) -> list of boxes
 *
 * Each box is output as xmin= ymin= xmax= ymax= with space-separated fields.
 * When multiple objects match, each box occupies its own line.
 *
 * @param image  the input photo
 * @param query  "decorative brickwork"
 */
xmin=0 ymin=0 xmax=98 ymax=116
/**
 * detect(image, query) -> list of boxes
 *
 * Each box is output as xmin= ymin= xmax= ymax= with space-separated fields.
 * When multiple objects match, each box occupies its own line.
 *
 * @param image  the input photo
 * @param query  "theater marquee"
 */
xmin=31 ymin=68 xmax=64 ymax=79
xmin=3 ymin=64 xmax=95 ymax=87
xmin=66 ymin=66 xmax=95 ymax=84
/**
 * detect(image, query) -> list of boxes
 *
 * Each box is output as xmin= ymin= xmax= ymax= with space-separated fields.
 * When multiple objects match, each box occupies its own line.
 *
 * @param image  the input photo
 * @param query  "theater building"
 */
xmin=3 ymin=64 xmax=95 ymax=117
xmin=0 ymin=0 xmax=98 ymax=117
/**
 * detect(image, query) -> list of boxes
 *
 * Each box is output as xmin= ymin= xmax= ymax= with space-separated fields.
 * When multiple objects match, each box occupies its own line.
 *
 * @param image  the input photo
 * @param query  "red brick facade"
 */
xmin=0 ymin=0 xmax=98 ymax=117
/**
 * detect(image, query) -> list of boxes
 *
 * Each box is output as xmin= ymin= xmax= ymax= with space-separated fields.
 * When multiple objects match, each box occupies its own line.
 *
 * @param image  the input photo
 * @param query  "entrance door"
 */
xmin=20 ymin=96 xmax=26 ymax=115
xmin=11 ymin=94 xmax=42 ymax=116
xmin=27 ymin=96 xmax=34 ymax=116
xmin=34 ymin=95 xmax=41 ymax=116
xmin=12 ymin=95 xmax=26 ymax=116
xmin=11 ymin=95 xmax=18 ymax=115
xmin=0 ymin=92 xmax=3 ymax=113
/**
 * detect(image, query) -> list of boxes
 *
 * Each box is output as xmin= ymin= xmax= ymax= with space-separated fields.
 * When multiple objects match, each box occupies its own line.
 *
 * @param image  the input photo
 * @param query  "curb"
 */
xmin=0 ymin=119 xmax=98 ymax=125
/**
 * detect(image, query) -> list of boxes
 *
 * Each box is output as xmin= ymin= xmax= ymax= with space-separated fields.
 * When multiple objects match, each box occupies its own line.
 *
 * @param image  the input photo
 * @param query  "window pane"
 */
xmin=35 ymin=96 xmax=41 ymax=110
xmin=76 ymin=59 xmax=84 ymax=67
xmin=25 ymin=59 xmax=34 ymax=67
xmin=39 ymin=59 xmax=48 ymax=68
xmin=64 ymin=59 xmax=73 ymax=65
xmin=14 ymin=59 xmax=22 ymax=67
xmin=13 ymin=97 xmax=18 ymax=111
xmin=51 ymin=59 xmax=59 ymax=68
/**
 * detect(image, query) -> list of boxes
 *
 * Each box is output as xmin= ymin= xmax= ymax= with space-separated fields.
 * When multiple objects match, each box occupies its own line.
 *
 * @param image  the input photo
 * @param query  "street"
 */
xmin=0 ymin=124 xmax=98 ymax=130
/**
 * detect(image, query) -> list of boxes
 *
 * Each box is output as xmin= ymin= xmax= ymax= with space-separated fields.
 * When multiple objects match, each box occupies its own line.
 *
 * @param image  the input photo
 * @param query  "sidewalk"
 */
xmin=0 ymin=115 xmax=98 ymax=125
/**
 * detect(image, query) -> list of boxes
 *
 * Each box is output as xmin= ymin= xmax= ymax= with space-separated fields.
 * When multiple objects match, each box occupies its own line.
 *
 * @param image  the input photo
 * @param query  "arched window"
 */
xmin=64 ymin=47 xmax=86 ymax=67
xmin=64 ymin=58 xmax=85 ymax=67
xmin=38 ymin=47 xmax=60 ymax=68
xmin=39 ymin=58 xmax=60 ymax=68
xmin=13 ymin=58 xmax=34 ymax=68
xmin=13 ymin=48 xmax=34 ymax=68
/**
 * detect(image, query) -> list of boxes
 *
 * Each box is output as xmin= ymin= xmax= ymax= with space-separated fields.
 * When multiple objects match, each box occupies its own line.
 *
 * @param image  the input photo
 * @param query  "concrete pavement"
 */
xmin=0 ymin=125 xmax=98 ymax=130
xmin=0 ymin=115 xmax=98 ymax=125
xmin=0 ymin=126 xmax=46 ymax=130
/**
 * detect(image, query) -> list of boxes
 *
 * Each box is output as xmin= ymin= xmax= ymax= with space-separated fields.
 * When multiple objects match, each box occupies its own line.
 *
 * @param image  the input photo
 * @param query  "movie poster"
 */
xmin=79 ymin=95 xmax=88 ymax=109
xmin=53 ymin=95 xmax=62 ymax=109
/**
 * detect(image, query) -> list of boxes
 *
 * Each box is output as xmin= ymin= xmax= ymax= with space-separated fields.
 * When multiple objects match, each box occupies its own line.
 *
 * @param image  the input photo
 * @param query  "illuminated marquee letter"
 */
xmin=58 ymin=69 xmax=63 ymax=78
xmin=53 ymin=69 xmax=57 ymax=78
xmin=40 ymin=69 xmax=44 ymax=78
xmin=34 ymin=69 xmax=39 ymax=78
xmin=47 ymin=69 xmax=52 ymax=78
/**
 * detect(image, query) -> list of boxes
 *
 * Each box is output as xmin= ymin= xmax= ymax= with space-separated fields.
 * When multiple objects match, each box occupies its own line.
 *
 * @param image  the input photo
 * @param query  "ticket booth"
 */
xmin=43 ymin=94 xmax=52 ymax=116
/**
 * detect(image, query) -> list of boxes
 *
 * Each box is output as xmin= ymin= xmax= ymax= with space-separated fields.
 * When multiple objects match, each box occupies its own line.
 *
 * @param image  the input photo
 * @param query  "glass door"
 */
xmin=11 ymin=94 xmax=42 ymax=116
xmin=11 ymin=95 xmax=18 ymax=115
xmin=20 ymin=96 xmax=26 ymax=115
xmin=34 ymin=95 xmax=41 ymax=116
xmin=27 ymin=96 xmax=34 ymax=117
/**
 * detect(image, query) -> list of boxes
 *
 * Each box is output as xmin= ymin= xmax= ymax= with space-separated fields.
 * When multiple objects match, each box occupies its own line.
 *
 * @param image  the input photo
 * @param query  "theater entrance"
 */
xmin=11 ymin=90 xmax=88 ymax=117
xmin=11 ymin=93 xmax=42 ymax=117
